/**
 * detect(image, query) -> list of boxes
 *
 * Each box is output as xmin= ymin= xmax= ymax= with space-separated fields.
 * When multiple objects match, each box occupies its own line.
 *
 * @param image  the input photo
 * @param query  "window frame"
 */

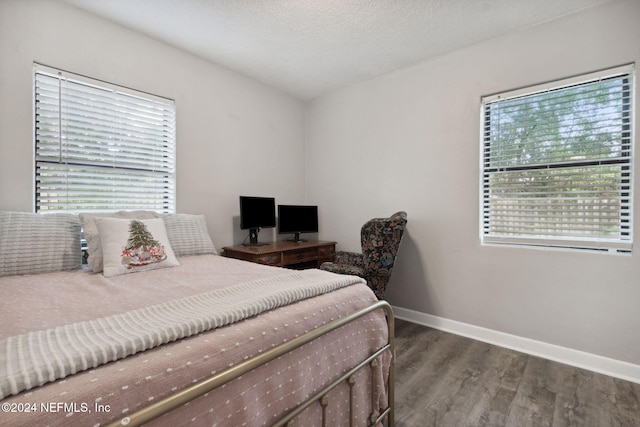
xmin=33 ymin=63 xmax=176 ymax=215
xmin=480 ymin=64 xmax=635 ymax=253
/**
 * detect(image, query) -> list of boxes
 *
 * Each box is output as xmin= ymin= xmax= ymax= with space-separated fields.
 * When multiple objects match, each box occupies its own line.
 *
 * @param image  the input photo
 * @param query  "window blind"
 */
xmin=481 ymin=64 xmax=634 ymax=252
xmin=34 ymin=64 xmax=176 ymax=214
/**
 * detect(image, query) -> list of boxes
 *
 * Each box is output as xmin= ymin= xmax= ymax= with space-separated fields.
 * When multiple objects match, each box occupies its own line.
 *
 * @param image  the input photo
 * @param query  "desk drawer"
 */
xmin=317 ymin=245 xmax=335 ymax=260
xmin=252 ymin=253 xmax=282 ymax=265
xmin=282 ymin=248 xmax=317 ymax=265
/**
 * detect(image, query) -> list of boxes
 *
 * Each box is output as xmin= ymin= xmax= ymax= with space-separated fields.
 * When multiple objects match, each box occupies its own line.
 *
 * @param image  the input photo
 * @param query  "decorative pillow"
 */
xmin=0 ymin=211 xmax=81 ymax=277
xmin=80 ymin=210 xmax=159 ymax=273
xmin=162 ymin=214 xmax=218 ymax=257
xmin=96 ymin=217 xmax=179 ymax=278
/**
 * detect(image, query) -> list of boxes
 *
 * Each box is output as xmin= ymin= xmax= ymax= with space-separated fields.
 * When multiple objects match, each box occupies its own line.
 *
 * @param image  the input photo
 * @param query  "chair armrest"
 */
xmin=335 ymin=251 xmax=364 ymax=267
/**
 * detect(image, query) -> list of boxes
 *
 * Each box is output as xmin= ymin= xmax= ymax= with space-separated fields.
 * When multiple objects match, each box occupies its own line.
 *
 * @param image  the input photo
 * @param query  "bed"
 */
xmin=0 ymin=211 xmax=394 ymax=426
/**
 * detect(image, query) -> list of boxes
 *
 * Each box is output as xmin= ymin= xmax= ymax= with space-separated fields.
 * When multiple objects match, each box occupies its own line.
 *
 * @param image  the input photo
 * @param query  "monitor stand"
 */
xmin=286 ymin=232 xmax=306 ymax=243
xmin=243 ymin=228 xmax=267 ymax=246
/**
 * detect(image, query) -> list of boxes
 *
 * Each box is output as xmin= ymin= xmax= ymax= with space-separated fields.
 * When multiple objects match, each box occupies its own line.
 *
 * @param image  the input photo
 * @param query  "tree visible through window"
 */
xmin=34 ymin=64 xmax=176 ymax=214
xmin=481 ymin=65 xmax=634 ymax=252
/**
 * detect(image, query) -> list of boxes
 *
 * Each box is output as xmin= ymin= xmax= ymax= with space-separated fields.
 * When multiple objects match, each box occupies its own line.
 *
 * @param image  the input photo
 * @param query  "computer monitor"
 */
xmin=277 ymin=204 xmax=319 ymax=242
xmin=239 ymin=196 xmax=276 ymax=245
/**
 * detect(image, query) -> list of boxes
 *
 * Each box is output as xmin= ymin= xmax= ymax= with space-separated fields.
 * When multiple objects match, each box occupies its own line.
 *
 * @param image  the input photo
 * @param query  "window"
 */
xmin=481 ymin=64 xmax=634 ymax=252
xmin=34 ymin=64 xmax=176 ymax=214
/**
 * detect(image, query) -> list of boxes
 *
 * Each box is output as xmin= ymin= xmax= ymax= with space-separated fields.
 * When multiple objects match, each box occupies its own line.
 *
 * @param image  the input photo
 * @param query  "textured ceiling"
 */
xmin=61 ymin=0 xmax=612 ymax=99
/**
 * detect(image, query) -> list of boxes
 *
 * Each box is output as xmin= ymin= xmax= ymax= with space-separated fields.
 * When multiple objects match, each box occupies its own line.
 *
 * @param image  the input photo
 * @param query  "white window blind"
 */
xmin=34 ymin=64 xmax=176 ymax=214
xmin=481 ymin=64 xmax=634 ymax=252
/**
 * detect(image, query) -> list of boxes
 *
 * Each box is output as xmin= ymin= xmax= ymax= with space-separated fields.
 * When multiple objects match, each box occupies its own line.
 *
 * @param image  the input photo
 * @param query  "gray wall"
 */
xmin=305 ymin=0 xmax=640 ymax=368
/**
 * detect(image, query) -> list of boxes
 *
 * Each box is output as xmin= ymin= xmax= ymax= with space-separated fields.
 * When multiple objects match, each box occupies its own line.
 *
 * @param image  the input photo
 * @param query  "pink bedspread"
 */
xmin=0 ymin=255 xmax=390 ymax=426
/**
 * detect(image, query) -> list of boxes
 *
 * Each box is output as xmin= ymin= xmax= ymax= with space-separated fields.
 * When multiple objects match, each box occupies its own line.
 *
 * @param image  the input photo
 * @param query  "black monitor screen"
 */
xmin=239 ymin=196 xmax=276 ymax=230
xmin=278 ymin=205 xmax=319 ymax=238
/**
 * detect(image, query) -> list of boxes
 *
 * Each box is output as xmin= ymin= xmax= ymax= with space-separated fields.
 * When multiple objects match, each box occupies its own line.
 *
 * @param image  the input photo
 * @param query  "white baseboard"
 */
xmin=391 ymin=305 xmax=640 ymax=385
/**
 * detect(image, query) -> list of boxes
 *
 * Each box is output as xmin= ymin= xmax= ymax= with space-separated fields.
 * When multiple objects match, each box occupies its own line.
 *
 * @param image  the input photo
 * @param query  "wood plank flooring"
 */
xmin=393 ymin=319 xmax=640 ymax=427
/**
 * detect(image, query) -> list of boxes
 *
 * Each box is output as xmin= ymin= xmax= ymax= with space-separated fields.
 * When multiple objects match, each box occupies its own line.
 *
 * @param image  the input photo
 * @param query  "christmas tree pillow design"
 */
xmin=96 ymin=217 xmax=179 ymax=278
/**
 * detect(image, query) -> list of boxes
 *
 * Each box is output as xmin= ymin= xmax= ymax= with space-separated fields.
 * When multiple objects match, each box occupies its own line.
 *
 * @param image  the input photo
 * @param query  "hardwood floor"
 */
xmin=393 ymin=319 xmax=640 ymax=427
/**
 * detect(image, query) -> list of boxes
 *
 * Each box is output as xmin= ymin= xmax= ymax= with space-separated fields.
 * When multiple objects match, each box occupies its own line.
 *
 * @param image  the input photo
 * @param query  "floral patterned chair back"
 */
xmin=360 ymin=211 xmax=408 ymax=298
xmin=320 ymin=211 xmax=407 ymax=299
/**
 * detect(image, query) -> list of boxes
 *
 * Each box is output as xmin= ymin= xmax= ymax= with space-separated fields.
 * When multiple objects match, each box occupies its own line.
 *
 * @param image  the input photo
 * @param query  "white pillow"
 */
xmin=80 ymin=210 xmax=159 ymax=273
xmin=96 ymin=217 xmax=179 ymax=278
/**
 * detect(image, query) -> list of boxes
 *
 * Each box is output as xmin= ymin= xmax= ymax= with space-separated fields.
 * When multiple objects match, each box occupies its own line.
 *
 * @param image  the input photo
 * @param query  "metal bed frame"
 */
xmin=105 ymin=300 xmax=395 ymax=427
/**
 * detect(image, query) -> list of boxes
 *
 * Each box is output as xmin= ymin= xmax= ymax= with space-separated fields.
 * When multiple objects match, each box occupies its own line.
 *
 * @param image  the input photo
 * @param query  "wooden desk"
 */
xmin=222 ymin=240 xmax=336 ymax=269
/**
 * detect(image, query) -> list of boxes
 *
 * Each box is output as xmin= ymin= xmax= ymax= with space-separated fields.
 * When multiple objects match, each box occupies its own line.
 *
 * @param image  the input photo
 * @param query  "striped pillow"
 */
xmin=162 ymin=214 xmax=218 ymax=257
xmin=0 ymin=211 xmax=81 ymax=277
